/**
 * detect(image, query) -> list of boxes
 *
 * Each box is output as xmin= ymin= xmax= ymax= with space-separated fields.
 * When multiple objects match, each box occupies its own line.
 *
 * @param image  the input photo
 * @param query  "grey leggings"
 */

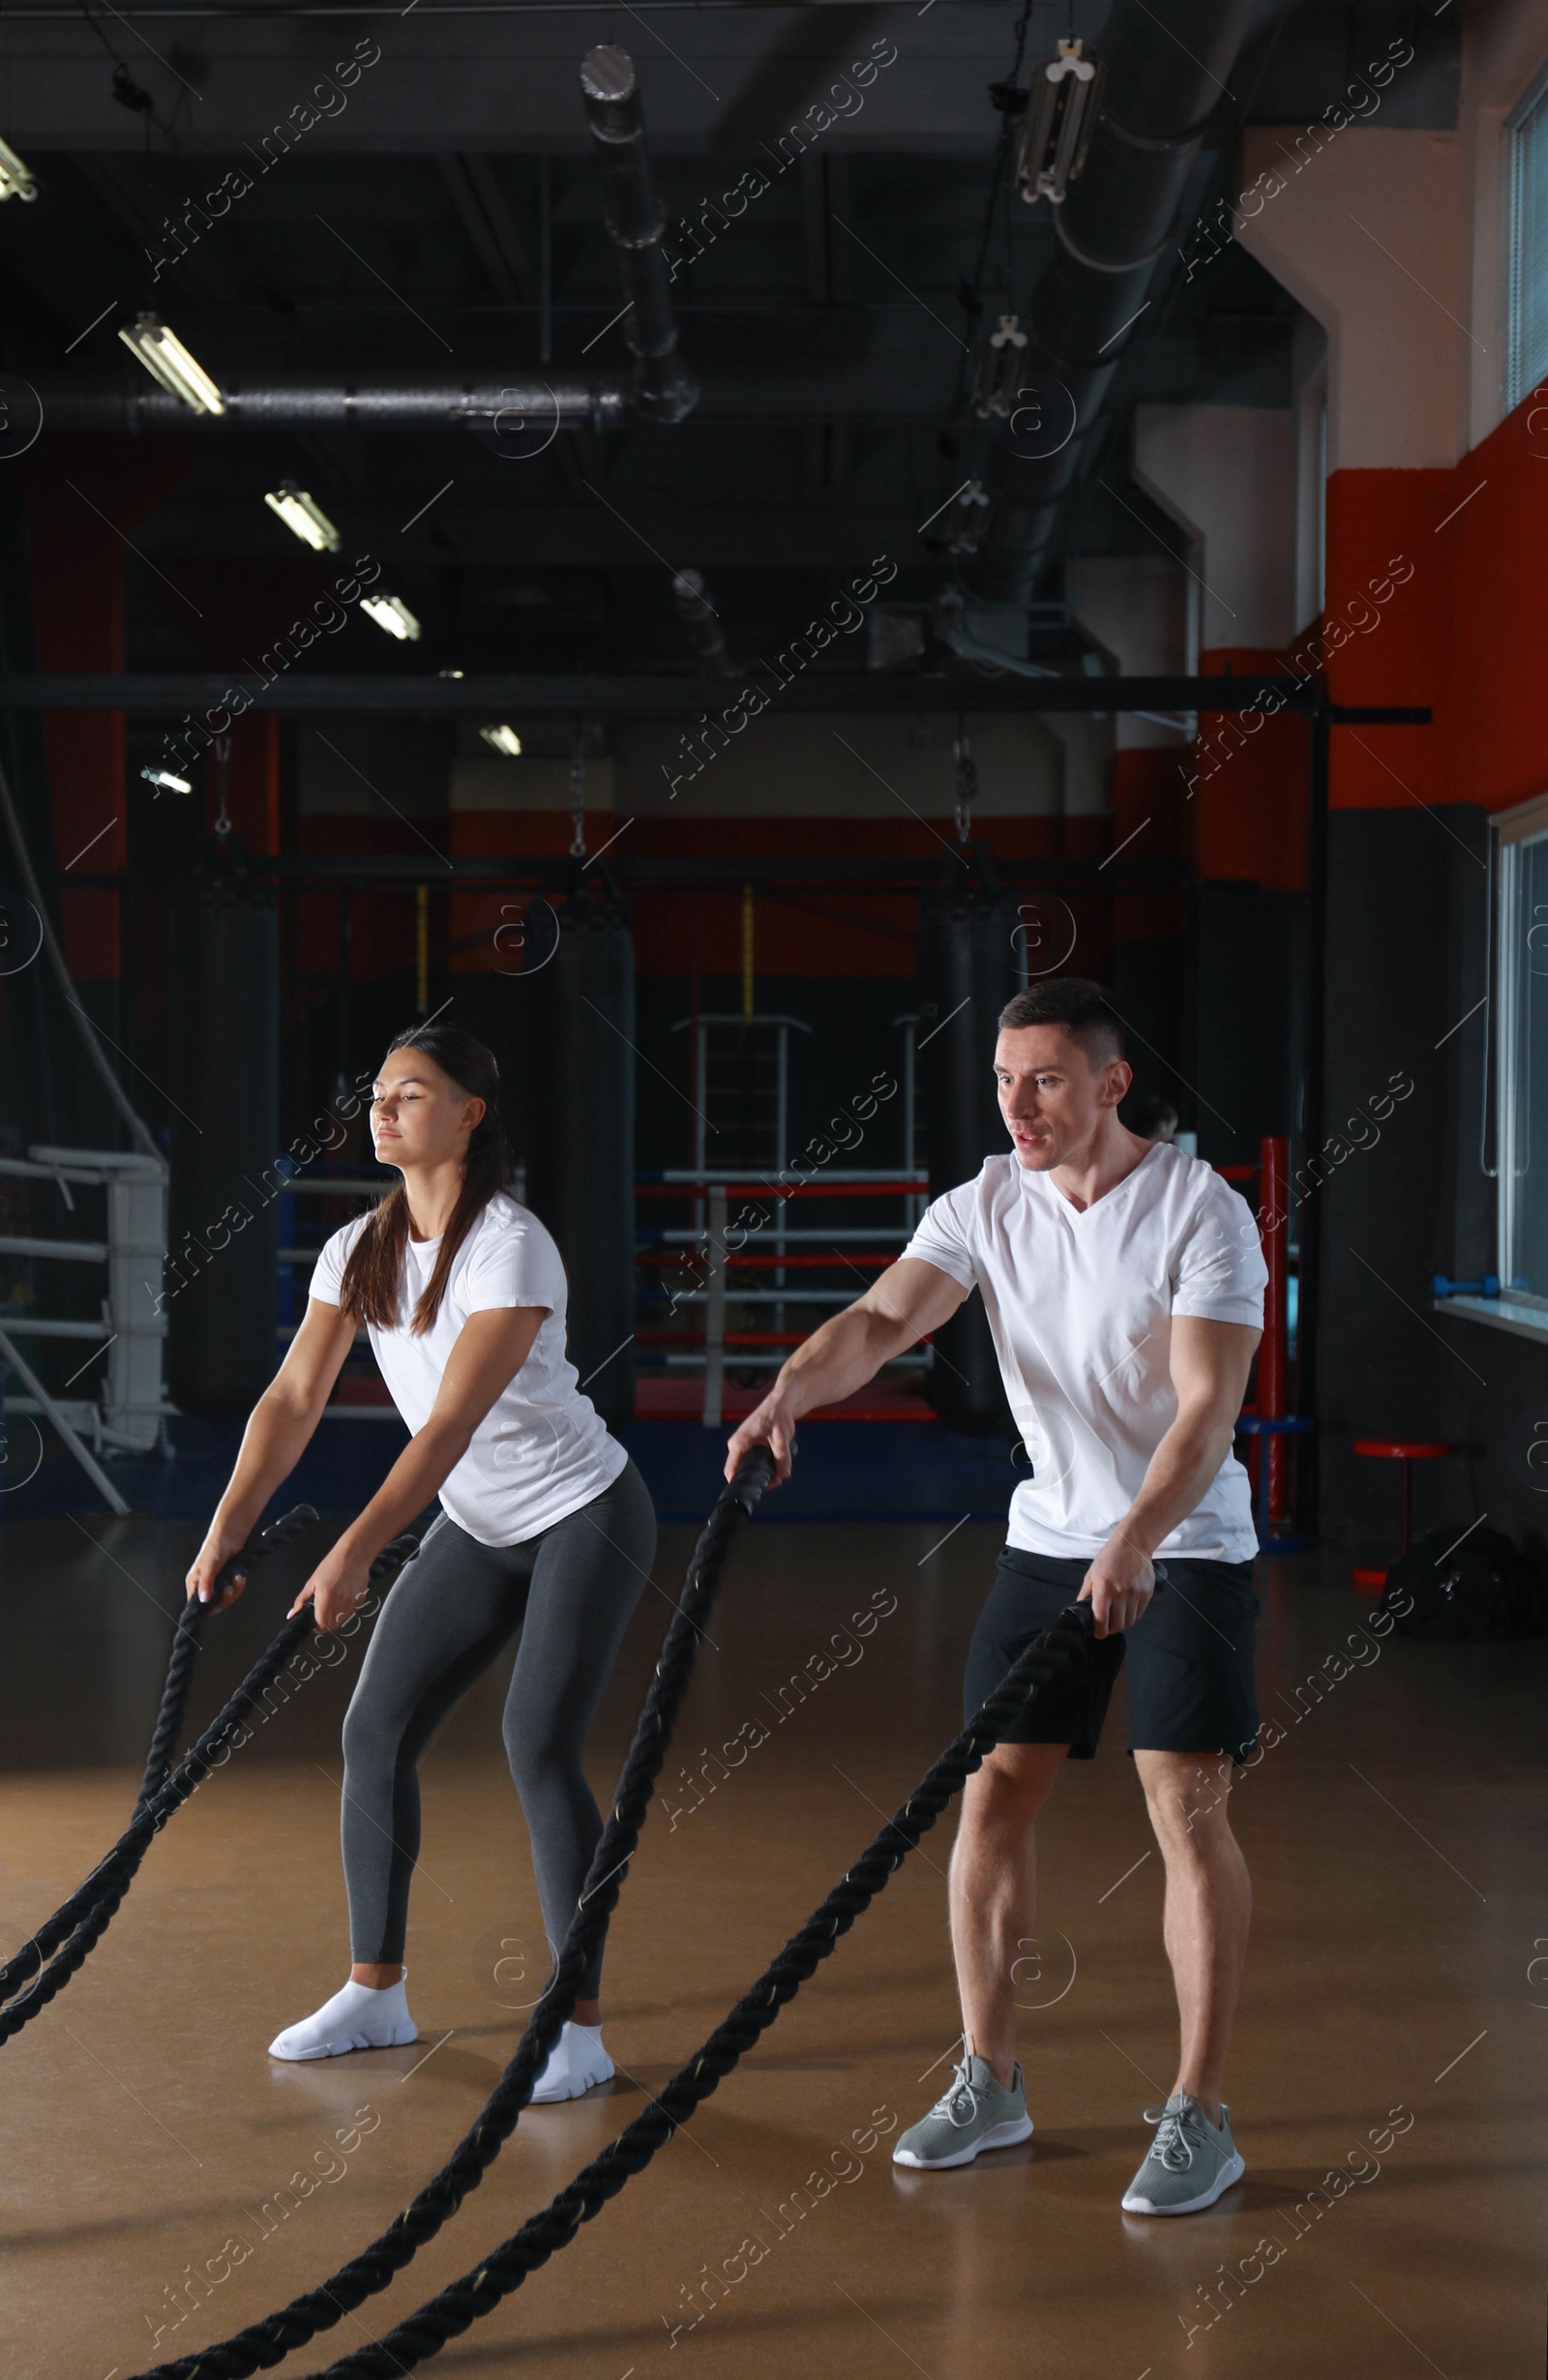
xmin=340 ymin=1456 xmax=656 ymax=1998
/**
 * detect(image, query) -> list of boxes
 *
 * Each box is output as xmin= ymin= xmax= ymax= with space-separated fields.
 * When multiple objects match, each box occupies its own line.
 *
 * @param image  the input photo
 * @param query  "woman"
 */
xmin=186 ymin=1023 xmax=654 ymax=2101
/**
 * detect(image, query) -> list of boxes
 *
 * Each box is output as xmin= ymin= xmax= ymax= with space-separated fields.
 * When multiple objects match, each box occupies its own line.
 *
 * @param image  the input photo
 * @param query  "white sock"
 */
xmin=268 ymin=1971 xmax=417 ymax=2063
xmin=530 ymin=2019 xmax=613 ymax=2103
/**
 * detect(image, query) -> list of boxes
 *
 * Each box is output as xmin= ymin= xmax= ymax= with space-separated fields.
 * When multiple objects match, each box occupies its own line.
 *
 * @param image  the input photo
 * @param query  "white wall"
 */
xmin=1131 ymin=403 xmax=1298 ymax=647
xmin=1076 ymin=555 xmax=1190 ymax=750
xmin=1235 ymin=124 xmax=1465 ymax=473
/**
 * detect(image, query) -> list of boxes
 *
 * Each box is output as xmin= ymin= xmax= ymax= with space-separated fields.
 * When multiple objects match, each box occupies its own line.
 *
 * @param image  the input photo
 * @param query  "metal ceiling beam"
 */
xmin=0 ymin=671 xmax=1430 ymax=717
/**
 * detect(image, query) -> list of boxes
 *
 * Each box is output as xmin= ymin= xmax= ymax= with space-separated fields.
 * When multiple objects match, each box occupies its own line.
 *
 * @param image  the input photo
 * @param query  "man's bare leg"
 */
xmin=1134 ymin=1749 xmax=1251 ymax=2125
xmin=949 ymin=1741 xmax=1069 ymax=2089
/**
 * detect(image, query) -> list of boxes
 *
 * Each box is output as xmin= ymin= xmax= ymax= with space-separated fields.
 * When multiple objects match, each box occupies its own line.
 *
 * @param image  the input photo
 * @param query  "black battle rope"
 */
xmin=0 ymin=1514 xmax=425 ymax=2047
xmin=130 ymin=1448 xmax=781 ymax=2380
xmin=131 ymin=1506 xmax=320 ymax=1826
xmin=298 ymin=1601 xmax=1102 ymax=2380
xmin=1 ymin=1501 xmax=320 ymax=2017
xmin=135 ymin=1539 xmax=1112 ymax=2380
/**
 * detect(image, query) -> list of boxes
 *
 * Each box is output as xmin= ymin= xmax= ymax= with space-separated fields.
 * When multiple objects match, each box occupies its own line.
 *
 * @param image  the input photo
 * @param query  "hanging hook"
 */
xmin=953 ymin=712 xmax=978 ymax=846
xmin=213 ymin=732 xmax=232 ymax=840
xmin=569 ymin=716 xmax=587 ymax=860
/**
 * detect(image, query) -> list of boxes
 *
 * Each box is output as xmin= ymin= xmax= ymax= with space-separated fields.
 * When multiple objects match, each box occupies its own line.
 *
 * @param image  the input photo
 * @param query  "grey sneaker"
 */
xmin=892 ymin=2054 xmax=1033 ymax=2171
xmin=1121 ymin=2094 xmax=1245 ymax=2214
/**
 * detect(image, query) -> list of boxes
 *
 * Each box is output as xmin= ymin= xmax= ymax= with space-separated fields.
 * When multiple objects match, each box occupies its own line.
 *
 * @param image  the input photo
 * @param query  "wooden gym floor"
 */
xmin=1 ymin=1509 xmax=1544 ymax=2379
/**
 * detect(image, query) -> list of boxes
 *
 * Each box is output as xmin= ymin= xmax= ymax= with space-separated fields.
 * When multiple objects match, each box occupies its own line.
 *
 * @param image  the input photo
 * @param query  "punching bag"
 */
xmin=517 ymin=865 xmax=636 ymax=1432
xmin=916 ymin=850 xmax=1022 ymax=1436
xmin=165 ymin=848 xmax=280 ymax=1416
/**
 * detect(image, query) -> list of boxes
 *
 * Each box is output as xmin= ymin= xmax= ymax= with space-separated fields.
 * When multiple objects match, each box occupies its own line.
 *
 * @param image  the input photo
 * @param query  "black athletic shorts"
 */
xmin=963 ymin=1546 xmax=1261 ymax=1765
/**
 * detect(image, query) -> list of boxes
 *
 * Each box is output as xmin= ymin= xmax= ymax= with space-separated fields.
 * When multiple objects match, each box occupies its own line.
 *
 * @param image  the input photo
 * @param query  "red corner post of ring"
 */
xmin=1222 ymin=1136 xmax=1313 ymax=1554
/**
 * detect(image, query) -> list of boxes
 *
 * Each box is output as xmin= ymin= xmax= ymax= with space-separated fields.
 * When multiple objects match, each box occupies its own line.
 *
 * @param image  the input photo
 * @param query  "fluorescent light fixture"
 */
xmin=117 ymin=312 xmax=224 ymax=415
xmin=264 ymin=482 xmax=340 ymax=553
xmin=0 ymin=136 xmax=37 ymax=202
xmin=360 ymin=593 xmax=421 ymax=642
xmin=140 ymin=765 xmax=193 ymax=795
xmin=480 ymin=724 xmax=522 ymax=758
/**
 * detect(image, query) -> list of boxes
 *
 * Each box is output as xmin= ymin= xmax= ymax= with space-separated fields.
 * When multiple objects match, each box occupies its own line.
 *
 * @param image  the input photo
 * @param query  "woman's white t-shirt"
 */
xmin=309 ymin=1190 xmax=627 ymax=1546
xmin=903 ymin=1142 xmax=1266 ymax=1562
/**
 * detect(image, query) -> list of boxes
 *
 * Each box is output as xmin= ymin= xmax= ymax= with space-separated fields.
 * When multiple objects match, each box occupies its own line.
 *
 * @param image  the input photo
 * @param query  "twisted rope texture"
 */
xmin=0 ymin=1508 xmax=423 ymax=2047
xmin=134 ymin=1450 xmax=779 ymax=2380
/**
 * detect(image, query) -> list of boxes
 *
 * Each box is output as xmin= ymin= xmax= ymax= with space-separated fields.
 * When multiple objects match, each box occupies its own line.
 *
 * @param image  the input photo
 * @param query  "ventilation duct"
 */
xmin=951 ymin=0 xmax=1263 ymax=641
xmin=580 ymin=45 xmax=698 ymax=425
xmin=34 ymin=47 xmax=695 ymax=435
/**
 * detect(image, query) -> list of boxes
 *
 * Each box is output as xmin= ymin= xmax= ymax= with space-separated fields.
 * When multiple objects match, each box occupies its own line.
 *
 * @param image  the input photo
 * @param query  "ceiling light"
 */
xmin=1017 ymin=38 xmax=1101 ymax=206
xmin=264 ymin=482 xmax=340 ymax=552
xmin=0 ymin=137 xmax=37 ymax=202
xmin=117 ymin=313 xmax=224 ymax=415
xmin=140 ymin=765 xmax=193 ymax=795
xmin=361 ymin=593 xmax=421 ymax=642
xmin=480 ymin=724 xmax=522 ymax=758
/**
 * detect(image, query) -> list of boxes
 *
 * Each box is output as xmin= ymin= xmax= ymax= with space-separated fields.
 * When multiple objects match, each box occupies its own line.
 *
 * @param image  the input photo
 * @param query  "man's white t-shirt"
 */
xmin=903 ymin=1143 xmax=1266 ymax=1562
xmin=309 ymin=1190 xmax=627 ymax=1546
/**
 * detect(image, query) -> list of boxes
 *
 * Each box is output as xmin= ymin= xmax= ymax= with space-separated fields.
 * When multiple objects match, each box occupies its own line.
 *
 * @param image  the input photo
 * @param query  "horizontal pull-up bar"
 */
xmin=68 ymin=853 xmax=1192 ymax=888
xmin=0 ymin=671 xmax=1433 ymax=721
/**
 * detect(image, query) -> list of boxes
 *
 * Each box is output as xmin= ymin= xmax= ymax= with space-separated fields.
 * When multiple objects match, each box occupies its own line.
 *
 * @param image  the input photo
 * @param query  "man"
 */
xmin=725 ymin=977 xmax=1265 ymax=2216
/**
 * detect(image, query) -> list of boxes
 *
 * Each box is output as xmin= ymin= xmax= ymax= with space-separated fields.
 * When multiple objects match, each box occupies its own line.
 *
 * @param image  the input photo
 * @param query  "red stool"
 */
xmin=1351 ymin=1440 xmax=1459 ymax=1593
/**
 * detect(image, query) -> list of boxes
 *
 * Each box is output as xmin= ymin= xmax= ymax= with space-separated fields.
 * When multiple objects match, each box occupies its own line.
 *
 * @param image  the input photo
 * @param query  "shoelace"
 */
xmin=933 ymin=2058 xmax=983 ymax=2129
xmin=1142 ymin=2101 xmax=1209 ymax=2172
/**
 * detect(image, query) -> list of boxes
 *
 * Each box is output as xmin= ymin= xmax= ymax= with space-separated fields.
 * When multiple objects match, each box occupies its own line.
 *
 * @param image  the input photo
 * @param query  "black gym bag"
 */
xmin=1378 ymin=1524 xmax=1548 ymax=1643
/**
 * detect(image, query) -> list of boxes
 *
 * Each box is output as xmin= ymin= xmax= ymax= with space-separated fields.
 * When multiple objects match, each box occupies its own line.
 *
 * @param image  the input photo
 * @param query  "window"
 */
xmin=1490 ymin=792 xmax=1548 ymax=1309
xmin=1507 ymin=62 xmax=1548 ymax=411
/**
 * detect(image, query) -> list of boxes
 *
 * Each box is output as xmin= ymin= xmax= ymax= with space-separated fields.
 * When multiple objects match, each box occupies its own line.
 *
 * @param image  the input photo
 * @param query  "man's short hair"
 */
xmin=997 ymin=977 xmax=1124 ymax=1065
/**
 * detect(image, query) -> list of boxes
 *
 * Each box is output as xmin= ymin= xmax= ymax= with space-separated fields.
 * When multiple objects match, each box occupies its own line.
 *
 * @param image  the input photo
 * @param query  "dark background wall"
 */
xmin=1315 ymin=803 xmax=1548 ymax=1548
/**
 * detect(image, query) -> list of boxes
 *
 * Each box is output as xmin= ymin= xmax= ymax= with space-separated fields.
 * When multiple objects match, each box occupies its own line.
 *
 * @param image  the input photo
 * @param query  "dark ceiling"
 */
xmin=0 ymin=0 xmax=1460 ymax=681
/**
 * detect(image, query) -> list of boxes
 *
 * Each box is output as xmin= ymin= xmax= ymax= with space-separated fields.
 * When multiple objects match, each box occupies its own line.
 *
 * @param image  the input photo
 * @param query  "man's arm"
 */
xmin=725 ymin=1257 xmax=968 ymax=1482
xmin=1082 ymin=1315 xmax=1260 ymax=1637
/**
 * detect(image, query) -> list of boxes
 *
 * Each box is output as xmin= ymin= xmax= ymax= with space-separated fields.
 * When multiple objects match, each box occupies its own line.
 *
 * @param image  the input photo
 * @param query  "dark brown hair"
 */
xmin=997 ymin=977 xmax=1124 ymax=1064
xmin=337 ymin=1025 xmax=512 ymax=1335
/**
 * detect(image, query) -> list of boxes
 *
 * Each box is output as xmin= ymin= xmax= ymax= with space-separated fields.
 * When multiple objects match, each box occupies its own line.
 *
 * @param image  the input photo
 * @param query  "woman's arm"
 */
xmin=288 ymin=1305 xmax=548 ymax=1630
xmin=187 ymin=1296 xmax=359 ymax=1607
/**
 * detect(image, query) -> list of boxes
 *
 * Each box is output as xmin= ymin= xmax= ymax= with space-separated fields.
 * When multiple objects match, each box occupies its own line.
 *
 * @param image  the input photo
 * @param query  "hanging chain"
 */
xmin=213 ymin=732 xmax=232 ymax=840
xmin=953 ymin=715 xmax=978 ymax=845
xmin=568 ymin=718 xmax=586 ymax=859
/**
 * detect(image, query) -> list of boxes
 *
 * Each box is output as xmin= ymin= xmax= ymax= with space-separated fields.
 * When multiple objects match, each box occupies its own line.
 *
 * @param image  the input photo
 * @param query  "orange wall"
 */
xmin=1324 ymin=392 xmax=1548 ymax=814
xmin=1191 ymin=650 xmax=1312 ymax=890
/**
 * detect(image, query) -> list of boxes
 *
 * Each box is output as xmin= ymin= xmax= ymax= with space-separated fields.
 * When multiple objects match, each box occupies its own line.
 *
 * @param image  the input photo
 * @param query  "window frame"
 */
xmin=1506 ymin=58 xmax=1548 ymax=413
xmin=1491 ymin=791 xmax=1548 ymax=1317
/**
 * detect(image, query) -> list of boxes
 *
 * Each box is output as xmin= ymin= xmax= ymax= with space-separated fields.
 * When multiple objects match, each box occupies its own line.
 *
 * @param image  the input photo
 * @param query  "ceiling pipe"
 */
xmin=580 ymin=44 xmax=698 ymax=425
xmin=31 ymin=377 xmax=634 ymax=432
xmin=32 ymin=45 xmax=696 ymax=434
xmin=951 ymin=0 xmax=1264 ymax=632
